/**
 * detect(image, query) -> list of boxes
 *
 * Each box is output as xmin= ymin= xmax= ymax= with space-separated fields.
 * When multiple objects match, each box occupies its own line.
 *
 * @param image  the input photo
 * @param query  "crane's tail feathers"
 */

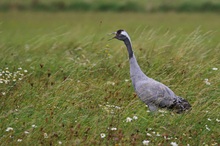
xmin=169 ymin=96 xmax=191 ymax=114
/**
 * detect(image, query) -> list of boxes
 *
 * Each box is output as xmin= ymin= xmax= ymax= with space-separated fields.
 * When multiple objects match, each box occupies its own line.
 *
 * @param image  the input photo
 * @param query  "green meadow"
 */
xmin=0 ymin=12 xmax=220 ymax=145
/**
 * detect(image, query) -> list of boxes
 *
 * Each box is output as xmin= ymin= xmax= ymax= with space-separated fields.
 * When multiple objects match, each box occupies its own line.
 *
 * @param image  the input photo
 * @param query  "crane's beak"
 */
xmin=107 ymin=32 xmax=116 ymax=41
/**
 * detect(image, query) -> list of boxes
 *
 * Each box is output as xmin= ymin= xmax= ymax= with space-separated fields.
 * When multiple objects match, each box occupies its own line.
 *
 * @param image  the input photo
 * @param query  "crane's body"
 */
xmin=112 ymin=29 xmax=191 ymax=113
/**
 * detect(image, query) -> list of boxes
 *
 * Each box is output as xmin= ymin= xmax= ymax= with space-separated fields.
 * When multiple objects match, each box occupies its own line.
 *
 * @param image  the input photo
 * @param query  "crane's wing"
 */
xmin=134 ymin=79 xmax=191 ymax=113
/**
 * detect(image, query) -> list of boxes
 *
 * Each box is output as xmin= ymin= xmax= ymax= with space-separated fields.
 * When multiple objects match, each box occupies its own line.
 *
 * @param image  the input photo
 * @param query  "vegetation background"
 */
xmin=0 ymin=0 xmax=219 ymax=146
xmin=0 ymin=0 xmax=220 ymax=12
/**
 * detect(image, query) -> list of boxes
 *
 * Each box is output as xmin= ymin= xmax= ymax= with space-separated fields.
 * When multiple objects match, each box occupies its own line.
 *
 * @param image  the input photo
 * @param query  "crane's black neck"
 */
xmin=124 ymin=38 xmax=133 ymax=59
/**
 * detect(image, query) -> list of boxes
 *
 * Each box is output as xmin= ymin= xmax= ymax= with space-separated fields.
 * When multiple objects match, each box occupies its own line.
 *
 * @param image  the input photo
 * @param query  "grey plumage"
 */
xmin=112 ymin=29 xmax=191 ymax=113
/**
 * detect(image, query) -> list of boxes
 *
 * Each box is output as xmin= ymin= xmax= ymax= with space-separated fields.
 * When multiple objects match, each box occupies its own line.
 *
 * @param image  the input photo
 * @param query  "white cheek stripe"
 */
xmin=121 ymin=31 xmax=132 ymax=45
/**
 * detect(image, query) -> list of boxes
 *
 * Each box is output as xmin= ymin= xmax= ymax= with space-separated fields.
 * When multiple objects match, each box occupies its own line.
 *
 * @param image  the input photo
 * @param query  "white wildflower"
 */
xmin=111 ymin=127 xmax=117 ymax=131
xmin=106 ymin=81 xmax=115 ymax=86
xmin=106 ymin=104 xmax=114 ymax=108
xmin=32 ymin=124 xmax=37 ymax=128
xmin=100 ymin=133 xmax=106 ymax=138
xmin=204 ymin=78 xmax=211 ymax=85
xmin=2 ymin=92 xmax=6 ymax=96
xmin=19 ymin=78 xmax=22 ymax=81
xmin=44 ymin=133 xmax=48 ymax=138
xmin=142 ymin=140 xmax=150 ymax=145
xmin=212 ymin=67 xmax=218 ymax=71
xmin=205 ymin=125 xmax=210 ymax=131
xmin=6 ymin=127 xmax=13 ymax=132
xmin=216 ymin=118 xmax=220 ymax=122
xmin=126 ymin=117 xmax=132 ymax=122
xmin=125 ymin=79 xmax=129 ymax=82
xmin=146 ymin=133 xmax=152 ymax=137
xmin=115 ymin=106 xmax=121 ymax=110
xmin=170 ymin=142 xmax=178 ymax=146
xmin=17 ymin=139 xmax=22 ymax=142
xmin=156 ymin=132 xmax=161 ymax=136
xmin=133 ymin=115 xmax=138 ymax=120
xmin=4 ymin=79 xmax=9 ymax=84
xmin=211 ymin=142 xmax=218 ymax=146
xmin=24 ymin=70 xmax=28 ymax=73
xmin=158 ymin=109 xmax=167 ymax=113
xmin=0 ymin=80 xmax=3 ymax=83
xmin=207 ymin=118 xmax=212 ymax=121
xmin=24 ymin=131 xmax=29 ymax=134
xmin=18 ymin=67 xmax=22 ymax=70
xmin=13 ymin=73 xmax=17 ymax=77
xmin=58 ymin=141 xmax=62 ymax=145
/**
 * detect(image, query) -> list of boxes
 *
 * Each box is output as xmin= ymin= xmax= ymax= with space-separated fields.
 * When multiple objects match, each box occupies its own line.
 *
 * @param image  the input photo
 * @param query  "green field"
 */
xmin=1 ymin=0 xmax=220 ymax=12
xmin=0 ymin=12 xmax=220 ymax=145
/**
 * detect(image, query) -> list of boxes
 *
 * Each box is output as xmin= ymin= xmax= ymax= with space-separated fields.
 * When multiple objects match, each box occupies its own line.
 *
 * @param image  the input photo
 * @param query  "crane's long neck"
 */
xmin=123 ymin=39 xmax=145 ymax=78
xmin=124 ymin=38 xmax=133 ymax=59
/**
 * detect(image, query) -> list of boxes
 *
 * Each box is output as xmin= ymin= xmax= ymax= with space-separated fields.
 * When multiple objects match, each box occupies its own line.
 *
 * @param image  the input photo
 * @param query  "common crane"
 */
xmin=111 ymin=29 xmax=191 ymax=113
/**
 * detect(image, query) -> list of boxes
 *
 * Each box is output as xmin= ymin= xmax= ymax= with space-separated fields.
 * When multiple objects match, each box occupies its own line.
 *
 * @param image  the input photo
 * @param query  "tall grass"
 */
xmin=0 ymin=12 xmax=219 ymax=145
xmin=0 ymin=0 xmax=220 ymax=12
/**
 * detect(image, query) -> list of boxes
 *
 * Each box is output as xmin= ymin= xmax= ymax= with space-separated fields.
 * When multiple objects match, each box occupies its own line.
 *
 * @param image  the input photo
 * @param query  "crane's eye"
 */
xmin=116 ymin=29 xmax=124 ymax=35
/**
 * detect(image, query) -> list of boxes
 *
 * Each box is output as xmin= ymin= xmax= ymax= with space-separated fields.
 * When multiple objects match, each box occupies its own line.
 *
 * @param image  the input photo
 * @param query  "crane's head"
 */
xmin=110 ymin=29 xmax=131 ymax=43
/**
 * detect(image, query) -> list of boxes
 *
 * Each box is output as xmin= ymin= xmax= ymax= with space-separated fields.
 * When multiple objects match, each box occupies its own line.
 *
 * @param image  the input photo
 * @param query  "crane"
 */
xmin=111 ymin=29 xmax=191 ymax=113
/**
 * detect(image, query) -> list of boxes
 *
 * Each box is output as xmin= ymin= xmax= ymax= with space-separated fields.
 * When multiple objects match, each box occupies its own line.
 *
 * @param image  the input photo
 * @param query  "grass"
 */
xmin=0 ymin=0 xmax=220 ymax=12
xmin=0 ymin=12 xmax=220 ymax=145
